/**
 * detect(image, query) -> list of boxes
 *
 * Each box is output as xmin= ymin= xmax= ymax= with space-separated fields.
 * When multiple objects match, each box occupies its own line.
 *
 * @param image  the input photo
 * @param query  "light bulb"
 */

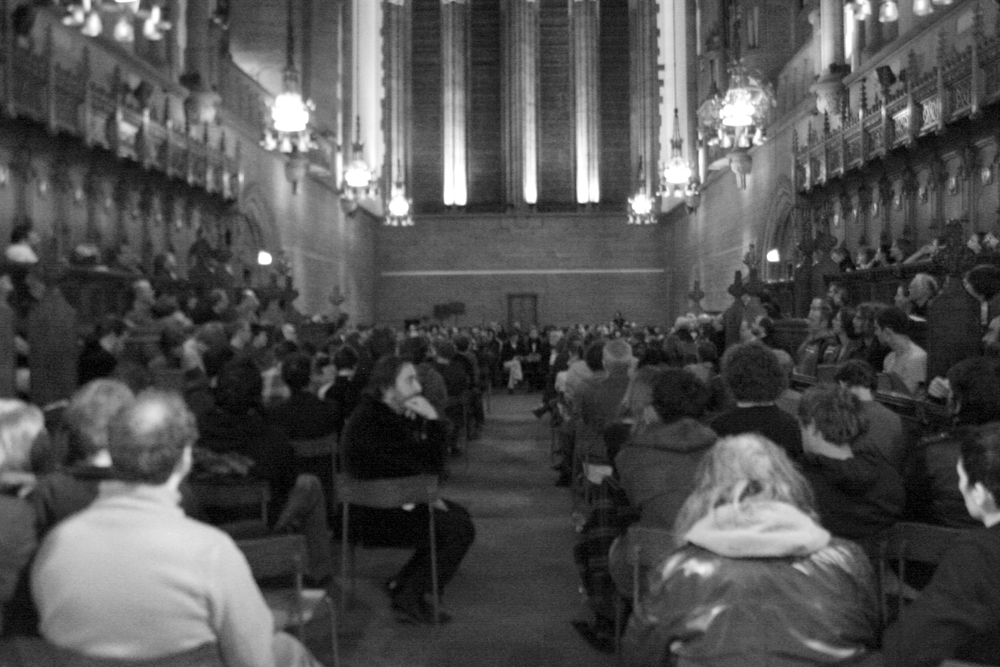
xmin=388 ymin=192 xmax=410 ymax=218
xmin=344 ymin=159 xmax=373 ymax=189
xmin=630 ymin=192 xmax=652 ymax=216
xmin=931 ymin=0 xmax=953 ymax=5
xmin=257 ymin=250 xmax=273 ymax=266
xmin=855 ymin=0 xmax=872 ymax=18
xmin=113 ymin=15 xmax=134 ymax=42
xmin=81 ymin=10 xmax=102 ymax=37
xmin=913 ymin=0 xmax=933 ymax=15
xmin=878 ymin=0 xmax=898 ymax=22
xmin=766 ymin=249 xmax=781 ymax=263
xmin=271 ymin=91 xmax=310 ymax=133
xmin=664 ymin=157 xmax=692 ymax=185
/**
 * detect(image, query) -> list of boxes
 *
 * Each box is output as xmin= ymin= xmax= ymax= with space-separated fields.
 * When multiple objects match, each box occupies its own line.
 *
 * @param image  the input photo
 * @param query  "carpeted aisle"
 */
xmin=321 ymin=392 xmax=617 ymax=667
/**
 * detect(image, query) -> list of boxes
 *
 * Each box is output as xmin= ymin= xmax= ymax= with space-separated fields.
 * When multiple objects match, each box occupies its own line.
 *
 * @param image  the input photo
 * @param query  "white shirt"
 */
xmin=883 ymin=340 xmax=927 ymax=394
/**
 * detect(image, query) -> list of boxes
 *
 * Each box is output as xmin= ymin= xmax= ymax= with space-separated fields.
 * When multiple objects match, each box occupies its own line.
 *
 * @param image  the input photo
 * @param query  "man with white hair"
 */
xmin=33 ymin=390 xmax=322 ymax=666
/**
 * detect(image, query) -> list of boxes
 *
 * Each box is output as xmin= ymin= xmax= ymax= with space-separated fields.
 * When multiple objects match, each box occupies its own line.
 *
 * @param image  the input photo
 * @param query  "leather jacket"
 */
xmin=622 ymin=501 xmax=880 ymax=667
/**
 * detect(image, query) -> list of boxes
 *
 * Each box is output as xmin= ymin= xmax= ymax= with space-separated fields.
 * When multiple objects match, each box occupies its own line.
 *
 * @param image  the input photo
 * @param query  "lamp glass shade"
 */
xmin=257 ymin=250 xmax=273 ymax=266
xmin=766 ymin=248 xmax=781 ymax=263
xmin=271 ymin=91 xmax=310 ymax=133
xmin=912 ymin=0 xmax=933 ymax=15
xmin=664 ymin=157 xmax=692 ymax=185
xmin=388 ymin=192 xmax=411 ymax=218
xmin=113 ymin=15 xmax=134 ymax=42
xmin=344 ymin=159 xmax=373 ymax=189
xmin=855 ymin=0 xmax=872 ymax=18
xmin=629 ymin=192 xmax=653 ymax=216
xmin=81 ymin=11 xmax=102 ymax=36
xmin=931 ymin=0 xmax=953 ymax=4
xmin=878 ymin=0 xmax=899 ymax=22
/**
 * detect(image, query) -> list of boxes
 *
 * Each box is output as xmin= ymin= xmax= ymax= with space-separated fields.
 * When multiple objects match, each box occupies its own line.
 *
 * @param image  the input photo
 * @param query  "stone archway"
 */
xmin=760 ymin=176 xmax=796 ymax=282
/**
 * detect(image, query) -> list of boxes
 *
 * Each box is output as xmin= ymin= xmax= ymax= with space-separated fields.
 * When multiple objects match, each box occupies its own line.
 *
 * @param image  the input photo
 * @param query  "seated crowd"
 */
xmin=3 ymin=247 xmax=1000 ymax=665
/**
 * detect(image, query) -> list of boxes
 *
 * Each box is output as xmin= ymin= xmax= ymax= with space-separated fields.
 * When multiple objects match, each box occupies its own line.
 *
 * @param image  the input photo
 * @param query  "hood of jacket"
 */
xmin=630 ymin=418 xmax=717 ymax=454
xmin=685 ymin=500 xmax=830 ymax=558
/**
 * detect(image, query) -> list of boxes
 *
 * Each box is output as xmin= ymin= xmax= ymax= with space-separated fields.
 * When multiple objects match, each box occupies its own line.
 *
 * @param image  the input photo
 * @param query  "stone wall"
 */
xmin=375 ymin=212 xmax=668 ymax=327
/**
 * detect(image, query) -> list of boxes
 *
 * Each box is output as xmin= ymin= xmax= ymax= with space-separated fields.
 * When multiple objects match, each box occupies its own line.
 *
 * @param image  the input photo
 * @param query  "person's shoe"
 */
xmin=532 ymin=405 xmax=548 ymax=419
xmin=571 ymin=620 xmax=616 ymax=654
xmin=392 ymin=591 xmax=452 ymax=625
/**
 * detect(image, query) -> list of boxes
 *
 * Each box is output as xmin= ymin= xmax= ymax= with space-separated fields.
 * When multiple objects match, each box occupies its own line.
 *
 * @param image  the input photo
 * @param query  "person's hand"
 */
xmin=403 ymin=395 xmax=438 ymax=421
xmin=927 ymin=376 xmax=951 ymax=401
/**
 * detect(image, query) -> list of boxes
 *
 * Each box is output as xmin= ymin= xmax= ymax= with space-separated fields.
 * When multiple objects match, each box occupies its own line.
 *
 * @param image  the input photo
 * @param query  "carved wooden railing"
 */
xmin=0 ymin=10 xmax=251 ymax=200
xmin=794 ymin=7 xmax=997 ymax=192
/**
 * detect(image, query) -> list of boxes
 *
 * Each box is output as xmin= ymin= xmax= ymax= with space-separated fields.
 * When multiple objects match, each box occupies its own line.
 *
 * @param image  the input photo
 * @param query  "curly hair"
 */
xmin=64 ymin=380 xmax=135 ymax=462
xmin=672 ymin=434 xmax=818 ymax=547
xmin=651 ymin=368 xmax=711 ymax=423
xmin=797 ymin=384 xmax=869 ymax=446
xmin=721 ymin=342 xmax=786 ymax=402
xmin=0 ymin=400 xmax=45 ymax=473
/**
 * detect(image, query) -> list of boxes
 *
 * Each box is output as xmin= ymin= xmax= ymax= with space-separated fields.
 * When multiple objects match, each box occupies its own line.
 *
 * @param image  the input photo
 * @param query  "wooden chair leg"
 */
xmin=428 ymin=503 xmax=440 ymax=628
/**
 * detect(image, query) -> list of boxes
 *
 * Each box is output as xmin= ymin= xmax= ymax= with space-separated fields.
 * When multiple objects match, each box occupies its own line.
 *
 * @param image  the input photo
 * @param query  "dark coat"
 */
xmin=340 ymin=394 xmax=446 ymax=480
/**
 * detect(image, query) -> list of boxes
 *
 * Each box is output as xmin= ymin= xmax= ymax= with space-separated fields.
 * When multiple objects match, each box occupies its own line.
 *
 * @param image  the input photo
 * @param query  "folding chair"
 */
xmin=336 ymin=473 xmax=442 ymax=625
xmin=627 ymin=525 xmax=677 ymax=647
xmin=187 ymin=478 xmax=270 ymax=535
xmin=442 ymin=391 xmax=471 ymax=458
xmin=878 ymin=521 xmax=968 ymax=625
xmin=290 ymin=433 xmax=339 ymax=514
xmin=238 ymin=534 xmax=339 ymax=667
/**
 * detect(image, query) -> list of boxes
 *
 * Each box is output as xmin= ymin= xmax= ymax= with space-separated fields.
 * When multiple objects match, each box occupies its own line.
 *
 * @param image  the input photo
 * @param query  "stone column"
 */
xmin=441 ymin=0 xmax=469 ymax=207
xmin=501 ymin=0 xmax=539 ymax=208
xmin=570 ymin=0 xmax=600 ymax=205
xmin=384 ymin=0 xmax=412 ymax=201
xmin=630 ymin=0 xmax=659 ymax=199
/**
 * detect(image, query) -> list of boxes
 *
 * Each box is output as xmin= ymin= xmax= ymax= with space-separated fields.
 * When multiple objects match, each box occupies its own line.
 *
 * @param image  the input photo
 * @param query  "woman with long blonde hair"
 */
xmin=624 ymin=434 xmax=880 ymax=667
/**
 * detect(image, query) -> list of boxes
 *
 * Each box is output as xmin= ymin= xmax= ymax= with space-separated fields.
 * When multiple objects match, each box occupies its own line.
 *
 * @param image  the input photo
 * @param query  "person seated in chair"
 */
xmin=883 ymin=422 xmax=1000 ymax=667
xmin=32 ymin=390 xmax=325 ymax=666
xmin=797 ymin=384 xmax=905 ymax=554
xmin=340 ymin=356 xmax=476 ymax=625
xmin=875 ymin=305 xmax=927 ymax=395
xmin=267 ymin=353 xmax=338 ymax=442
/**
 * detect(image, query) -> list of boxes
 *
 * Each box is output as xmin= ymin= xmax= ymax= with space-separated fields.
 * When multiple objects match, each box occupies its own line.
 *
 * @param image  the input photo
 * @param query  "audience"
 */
xmin=575 ymin=339 xmax=634 ymax=468
xmin=0 ymin=400 xmax=45 ymax=637
xmin=31 ymin=389 xmax=324 ymax=666
xmin=883 ymin=422 xmax=1000 ymax=667
xmin=797 ymin=385 xmax=905 ymax=552
xmin=905 ymin=356 xmax=1000 ymax=528
xmin=711 ymin=342 xmax=803 ymax=460
xmin=907 ymin=272 xmax=939 ymax=320
xmin=876 ymin=305 xmax=927 ymax=394
xmin=623 ymin=434 xmax=880 ymax=666
xmin=835 ymin=360 xmax=906 ymax=470
xmin=340 ymin=356 xmax=475 ymax=625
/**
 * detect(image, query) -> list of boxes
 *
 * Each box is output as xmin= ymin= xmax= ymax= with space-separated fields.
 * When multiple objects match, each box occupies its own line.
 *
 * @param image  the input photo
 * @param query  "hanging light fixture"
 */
xmin=260 ymin=0 xmax=317 ymax=194
xmin=384 ymin=160 xmax=413 ymax=227
xmin=878 ymin=0 xmax=899 ymax=22
xmin=60 ymin=0 xmax=170 ymax=42
xmin=854 ymin=0 xmax=872 ymax=19
xmin=343 ymin=117 xmax=373 ymax=190
xmin=661 ymin=2 xmax=693 ymax=199
xmin=696 ymin=2 xmax=773 ymax=188
xmin=912 ymin=0 xmax=933 ymax=16
xmin=628 ymin=157 xmax=656 ymax=225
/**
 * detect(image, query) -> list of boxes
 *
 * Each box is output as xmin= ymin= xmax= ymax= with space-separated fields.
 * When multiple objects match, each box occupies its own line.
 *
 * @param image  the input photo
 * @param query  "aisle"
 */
xmin=326 ymin=392 xmax=617 ymax=667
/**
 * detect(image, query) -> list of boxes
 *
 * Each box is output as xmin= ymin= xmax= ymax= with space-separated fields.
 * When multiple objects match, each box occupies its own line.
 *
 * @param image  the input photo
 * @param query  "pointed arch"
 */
xmin=760 ymin=175 xmax=795 ymax=281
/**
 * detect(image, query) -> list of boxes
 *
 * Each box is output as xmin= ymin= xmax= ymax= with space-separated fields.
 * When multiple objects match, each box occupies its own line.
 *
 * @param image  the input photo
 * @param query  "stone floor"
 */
xmin=306 ymin=392 xmax=616 ymax=667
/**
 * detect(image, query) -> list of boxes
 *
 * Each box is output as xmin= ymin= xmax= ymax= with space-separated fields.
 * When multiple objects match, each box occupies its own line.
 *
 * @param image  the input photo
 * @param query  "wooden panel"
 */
xmin=412 ymin=0 xmax=444 ymax=213
xmin=599 ymin=0 xmax=631 ymax=207
xmin=467 ymin=0 xmax=503 ymax=210
xmin=537 ymin=0 xmax=574 ymax=208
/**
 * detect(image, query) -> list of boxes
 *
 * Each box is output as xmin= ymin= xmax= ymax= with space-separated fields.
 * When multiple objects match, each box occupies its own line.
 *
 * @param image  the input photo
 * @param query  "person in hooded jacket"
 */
xmin=623 ymin=434 xmax=880 ymax=667
xmin=610 ymin=368 xmax=717 ymax=596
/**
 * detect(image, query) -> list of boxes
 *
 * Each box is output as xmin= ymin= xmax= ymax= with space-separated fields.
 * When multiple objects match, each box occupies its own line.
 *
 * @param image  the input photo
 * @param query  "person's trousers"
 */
xmin=347 ymin=499 xmax=475 ymax=595
xmin=273 ymin=474 xmax=335 ymax=580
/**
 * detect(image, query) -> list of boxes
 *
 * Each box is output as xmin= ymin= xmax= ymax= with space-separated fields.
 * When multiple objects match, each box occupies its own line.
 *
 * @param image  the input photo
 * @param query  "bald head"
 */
xmin=108 ymin=390 xmax=197 ymax=484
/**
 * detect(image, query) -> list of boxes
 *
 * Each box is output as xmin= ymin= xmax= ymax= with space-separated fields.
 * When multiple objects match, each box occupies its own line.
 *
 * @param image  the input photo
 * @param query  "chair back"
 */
xmin=1 ymin=638 xmax=225 ymax=667
xmin=187 ymin=479 xmax=270 ymax=526
xmin=336 ymin=474 xmax=439 ymax=509
xmin=627 ymin=525 xmax=676 ymax=614
xmin=816 ymin=364 xmax=840 ymax=384
xmin=879 ymin=521 xmax=968 ymax=623
xmin=290 ymin=433 xmax=338 ymax=460
xmin=151 ymin=369 xmax=186 ymax=392
xmin=237 ymin=534 xmax=307 ymax=582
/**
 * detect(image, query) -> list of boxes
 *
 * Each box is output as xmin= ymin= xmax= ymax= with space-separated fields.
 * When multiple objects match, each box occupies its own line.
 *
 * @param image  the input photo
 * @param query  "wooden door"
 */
xmin=507 ymin=293 xmax=538 ymax=330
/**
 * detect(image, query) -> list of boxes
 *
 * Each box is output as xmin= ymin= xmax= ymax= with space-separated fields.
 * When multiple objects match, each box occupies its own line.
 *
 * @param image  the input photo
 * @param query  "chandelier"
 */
xmin=61 ymin=0 xmax=172 ymax=42
xmin=698 ymin=63 xmax=774 ymax=152
xmin=661 ymin=109 xmax=693 ymax=197
xmin=628 ymin=157 xmax=656 ymax=225
xmin=853 ymin=0 xmax=951 ymax=23
xmin=384 ymin=160 xmax=412 ymax=226
xmin=261 ymin=0 xmax=316 ymax=193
